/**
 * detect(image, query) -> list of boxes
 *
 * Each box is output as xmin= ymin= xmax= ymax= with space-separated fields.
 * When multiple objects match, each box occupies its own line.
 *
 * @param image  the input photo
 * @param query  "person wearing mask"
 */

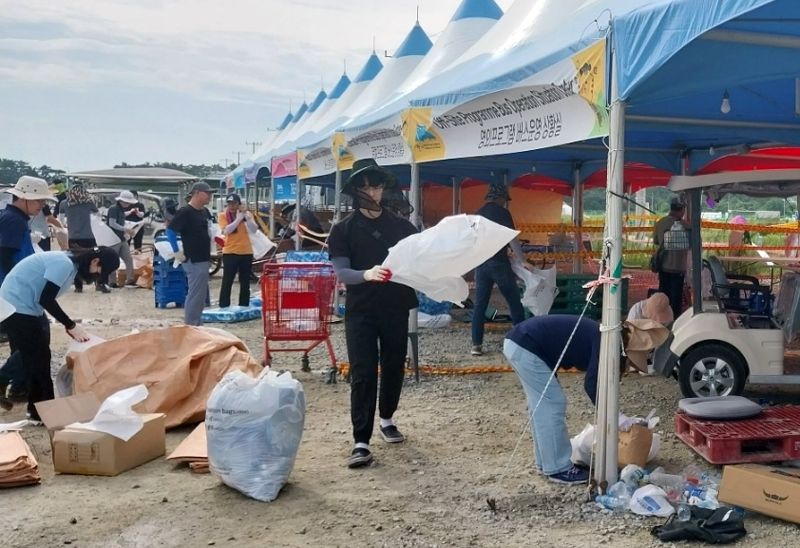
xmin=105 ymin=190 xmax=138 ymax=288
xmin=124 ymin=190 xmax=147 ymax=251
xmin=166 ymin=182 xmax=215 ymax=326
xmin=28 ymin=202 xmax=63 ymax=252
xmin=0 ymin=248 xmax=119 ymax=418
xmin=218 ymin=193 xmax=256 ymax=308
xmin=653 ymin=198 xmax=689 ymax=318
xmin=328 ymin=159 xmax=418 ymax=469
xmin=60 ymin=184 xmax=105 ymax=292
xmin=470 ymin=183 xmax=532 ymax=356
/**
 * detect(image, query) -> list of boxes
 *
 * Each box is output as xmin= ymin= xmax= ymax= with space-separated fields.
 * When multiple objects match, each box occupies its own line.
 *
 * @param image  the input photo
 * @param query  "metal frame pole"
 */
xmin=409 ymin=162 xmax=420 ymax=382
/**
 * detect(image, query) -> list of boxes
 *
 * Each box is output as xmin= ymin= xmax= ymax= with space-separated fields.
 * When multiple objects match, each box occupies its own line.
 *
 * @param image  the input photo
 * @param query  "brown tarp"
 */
xmin=66 ymin=326 xmax=262 ymax=428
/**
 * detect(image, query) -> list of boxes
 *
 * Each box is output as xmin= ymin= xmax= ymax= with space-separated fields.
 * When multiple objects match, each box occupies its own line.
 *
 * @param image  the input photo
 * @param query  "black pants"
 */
xmin=659 ymin=271 xmax=685 ymax=318
xmin=345 ymin=310 xmax=409 ymax=445
xmin=69 ymin=238 xmax=98 ymax=290
xmin=132 ymin=229 xmax=144 ymax=250
xmin=38 ymin=238 xmax=51 ymax=251
xmin=2 ymin=314 xmax=52 ymax=419
xmin=218 ymin=254 xmax=253 ymax=307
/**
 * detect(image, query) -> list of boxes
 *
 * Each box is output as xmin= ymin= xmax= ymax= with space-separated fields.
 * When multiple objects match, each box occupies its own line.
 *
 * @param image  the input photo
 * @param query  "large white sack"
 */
xmin=91 ymin=215 xmax=121 ymax=246
xmin=382 ymin=214 xmax=518 ymax=303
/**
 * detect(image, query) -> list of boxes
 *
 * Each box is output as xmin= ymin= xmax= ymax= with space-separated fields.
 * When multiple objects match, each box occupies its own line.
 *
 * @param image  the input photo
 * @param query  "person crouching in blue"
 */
xmin=504 ymin=315 xmax=601 ymax=484
xmin=0 ymin=247 xmax=119 ymax=418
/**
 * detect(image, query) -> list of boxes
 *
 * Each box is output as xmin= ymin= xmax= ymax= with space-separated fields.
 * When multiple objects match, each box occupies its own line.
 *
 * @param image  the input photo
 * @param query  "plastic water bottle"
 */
xmin=676 ymin=502 xmax=692 ymax=522
xmin=647 ymin=467 xmax=685 ymax=503
xmin=620 ymin=464 xmax=646 ymax=487
xmin=596 ymin=481 xmax=633 ymax=512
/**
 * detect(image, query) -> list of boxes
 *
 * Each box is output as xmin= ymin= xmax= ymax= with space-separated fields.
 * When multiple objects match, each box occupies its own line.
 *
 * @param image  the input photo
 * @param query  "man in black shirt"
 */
xmin=166 ymin=181 xmax=215 ymax=325
xmin=328 ymin=158 xmax=418 ymax=469
xmin=124 ymin=190 xmax=147 ymax=251
xmin=471 ymin=183 xmax=530 ymax=356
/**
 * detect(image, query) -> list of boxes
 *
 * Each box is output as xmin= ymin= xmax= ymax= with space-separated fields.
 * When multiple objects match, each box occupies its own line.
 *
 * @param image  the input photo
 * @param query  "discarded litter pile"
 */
xmin=0 ymin=432 xmax=41 ymax=487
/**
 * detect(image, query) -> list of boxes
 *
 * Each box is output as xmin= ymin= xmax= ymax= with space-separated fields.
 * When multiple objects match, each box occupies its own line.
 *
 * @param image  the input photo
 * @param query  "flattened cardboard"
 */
xmin=35 ymin=393 xmax=100 ymax=440
xmin=166 ymin=422 xmax=207 ymax=463
xmin=53 ymin=413 xmax=165 ymax=476
xmin=719 ymin=464 xmax=800 ymax=524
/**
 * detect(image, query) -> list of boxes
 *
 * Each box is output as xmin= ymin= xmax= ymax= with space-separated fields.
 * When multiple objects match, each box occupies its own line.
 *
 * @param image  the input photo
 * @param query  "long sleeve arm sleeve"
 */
xmin=39 ymin=281 xmax=75 ymax=329
xmin=166 ymin=227 xmax=180 ymax=252
xmin=331 ymin=256 xmax=367 ymax=285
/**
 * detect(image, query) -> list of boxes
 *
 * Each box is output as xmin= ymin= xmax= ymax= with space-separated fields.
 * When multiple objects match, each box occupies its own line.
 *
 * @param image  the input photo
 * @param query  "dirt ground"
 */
xmin=3 ymin=276 xmax=800 ymax=547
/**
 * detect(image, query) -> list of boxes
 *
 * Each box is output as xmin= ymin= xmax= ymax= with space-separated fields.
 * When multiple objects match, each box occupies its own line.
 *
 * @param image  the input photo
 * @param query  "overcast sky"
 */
xmin=0 ymin=0 xmax=513 ymax=172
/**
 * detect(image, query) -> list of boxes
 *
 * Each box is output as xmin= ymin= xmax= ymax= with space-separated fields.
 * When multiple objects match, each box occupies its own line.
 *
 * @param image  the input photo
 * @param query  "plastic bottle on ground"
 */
xmin=596 ymin=480 xmax=634 ymax=512
xmin=676 ymin=502 xmax=692 ymax=522
xmin=646 ymin=467 xmax=685 ymax=502
xmin=620 ymin=464 xmax=646 ymax=487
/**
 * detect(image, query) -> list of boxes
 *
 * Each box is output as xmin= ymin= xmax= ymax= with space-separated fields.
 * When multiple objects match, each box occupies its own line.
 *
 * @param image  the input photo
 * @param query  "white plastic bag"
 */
xmin=511 ymin=263 xmax=558 ymax=316
xmin=570 ymin=423 xmax=595 ymax=466
xmin=247 ymin=226 xmax=276 ymax=260
xmin=382 ymin=214 xmax=518 ymax=303
xmin=206 ymin=369 xmax=305 ymax=502
xmin=90 ymin=215 xmax=121 ymax=246
xmin=417 ymin=311 xmax=452 ymax=329
xmin=154 ymin=239 xmax=183 ymax=261
xmin=629 ymin=485 xmax=675 ymax=517
xmin=68 ymin=384 xmax=149 ymax=441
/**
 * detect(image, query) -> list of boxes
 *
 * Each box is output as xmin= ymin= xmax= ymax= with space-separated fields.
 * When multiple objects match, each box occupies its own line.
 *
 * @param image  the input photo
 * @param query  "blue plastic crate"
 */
xmin=201 ymin=305 xmax=261 ymax=323
xmin=285 ymin=250 xmax=329 ymax=262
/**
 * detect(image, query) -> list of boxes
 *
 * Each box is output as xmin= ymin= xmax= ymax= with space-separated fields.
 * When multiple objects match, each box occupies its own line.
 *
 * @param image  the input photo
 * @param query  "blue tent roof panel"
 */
xmin=328 ymin=73 xmax=351 ymax=99
xmin=394 ymin=22 xmax=433 ymax=58
xmin=451 ymin=0 xmax=503 ymax=22
xmin=354 ymin=52 xmax=383 ymax=83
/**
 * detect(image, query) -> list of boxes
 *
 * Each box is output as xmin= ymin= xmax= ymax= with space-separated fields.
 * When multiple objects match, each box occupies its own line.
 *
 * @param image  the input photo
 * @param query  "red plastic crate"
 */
xmin=674 ymin=406 xmax=800 ymax=464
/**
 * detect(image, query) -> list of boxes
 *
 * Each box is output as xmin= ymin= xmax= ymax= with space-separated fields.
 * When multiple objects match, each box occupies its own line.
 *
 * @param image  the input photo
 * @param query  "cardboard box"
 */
xmin=618 ymin=424 xmax=652 ymax=468
xmin=35 ymin=394 xmax=166 ymax=476
xmin=718 ymin=464 xmax=800 ymax=524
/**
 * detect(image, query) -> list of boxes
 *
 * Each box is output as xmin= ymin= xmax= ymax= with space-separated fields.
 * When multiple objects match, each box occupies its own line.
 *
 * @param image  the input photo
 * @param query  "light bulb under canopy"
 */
xmin=720 ymin=90 xmax=731 ymax=114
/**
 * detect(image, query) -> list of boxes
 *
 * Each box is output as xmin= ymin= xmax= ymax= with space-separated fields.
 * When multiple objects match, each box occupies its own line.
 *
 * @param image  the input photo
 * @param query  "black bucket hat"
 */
xmin=485 ymin=182 xmax=511 ymax=202
xmin=343 ymin=158 xmax=397 ymax=196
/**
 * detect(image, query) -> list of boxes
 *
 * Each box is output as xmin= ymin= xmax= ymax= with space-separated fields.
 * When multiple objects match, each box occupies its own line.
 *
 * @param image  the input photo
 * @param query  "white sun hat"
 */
xmin=5 ymin=176 xmax=57 ymax=201
xmin=115 ymin=190 xmax=138 ymax=204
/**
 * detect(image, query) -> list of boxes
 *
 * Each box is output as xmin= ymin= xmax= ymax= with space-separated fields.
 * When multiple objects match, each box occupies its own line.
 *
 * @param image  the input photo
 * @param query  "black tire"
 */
xmin=678 ymin=343 xmax=747 ymax=398
xmin=208 ymin=257 xmax=221 ymax=276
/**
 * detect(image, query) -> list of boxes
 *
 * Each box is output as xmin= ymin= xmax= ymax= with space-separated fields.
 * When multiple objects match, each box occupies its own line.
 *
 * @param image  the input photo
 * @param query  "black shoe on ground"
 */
xmin=379 ymin=425 xmax=405 ymax=444
xmin=74 ymin=286 xmax=83 ymax=293
xmin=108 ymin=282 xmax=120 ymax=289
xmin=0 ymin=396 xmax=13 ymax=411
xmin=96 ymin=284 xmax=112 ymax=293
xmin=347 ymin=447 xmax=373 ymax=469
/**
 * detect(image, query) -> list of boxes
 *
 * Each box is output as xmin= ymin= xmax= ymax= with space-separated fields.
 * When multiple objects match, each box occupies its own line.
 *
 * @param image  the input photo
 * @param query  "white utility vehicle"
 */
xmin=653 ymin=169 xmax=800 ymax=397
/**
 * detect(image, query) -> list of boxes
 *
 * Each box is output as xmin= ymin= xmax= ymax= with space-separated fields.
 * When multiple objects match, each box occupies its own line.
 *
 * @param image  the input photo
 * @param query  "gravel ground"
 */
xmin=2 ymin=277 xmax=800 ymax=547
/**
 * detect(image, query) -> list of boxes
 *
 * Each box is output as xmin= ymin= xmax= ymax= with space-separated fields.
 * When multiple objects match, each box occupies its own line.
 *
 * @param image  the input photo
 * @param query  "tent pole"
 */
xmin=452 ymin=176 xmax=459 ymax=216
xmin=294 ymin=159 xmax=303 ymax=251
xmin=409 ymin=162 xmax=420 ymax=383
xmin=269 ymin=157 xmax=275 ymax=239
xmin=595 ymin=46 xmax=624 ymax=488
xmin=334 ymin=168 xmax=342 ymax=223
xmin=572 ymin=165 xmax=583 ymax=274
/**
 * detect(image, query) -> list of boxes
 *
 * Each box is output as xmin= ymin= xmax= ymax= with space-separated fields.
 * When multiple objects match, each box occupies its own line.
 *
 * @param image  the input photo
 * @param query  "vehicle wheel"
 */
xmin=208 ymin=257 xmax=221 ymax=276
xmin=678 ymin=343 xmax=747 ymax=398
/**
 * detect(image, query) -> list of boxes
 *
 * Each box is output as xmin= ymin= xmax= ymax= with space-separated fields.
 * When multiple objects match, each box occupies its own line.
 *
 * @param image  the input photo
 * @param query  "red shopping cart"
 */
xmin=261 ymin=262 xmax=337 ymax=381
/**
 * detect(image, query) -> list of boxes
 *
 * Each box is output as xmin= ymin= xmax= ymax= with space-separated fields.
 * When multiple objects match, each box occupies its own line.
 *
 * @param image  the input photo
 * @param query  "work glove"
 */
xmin=66 ymin=324 xmax=90 ymax=342
xmin=363 ymin=265 xmax=392 ymax=282
xmin=235 ymin=211 xmax=246 ymax=223
xmin=172 ymin=250 xmax=186 ymax=265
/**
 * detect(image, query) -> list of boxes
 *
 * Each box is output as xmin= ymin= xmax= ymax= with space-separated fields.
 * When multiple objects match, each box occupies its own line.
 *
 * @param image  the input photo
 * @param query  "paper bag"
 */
xmin=618 ymin=424 xmax=653 ymax=467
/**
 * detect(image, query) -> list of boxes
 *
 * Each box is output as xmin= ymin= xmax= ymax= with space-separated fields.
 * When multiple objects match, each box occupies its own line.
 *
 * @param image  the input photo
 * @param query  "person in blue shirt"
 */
xmin=470 ymin=183 xmax=531 ymax=356
xmin=0 ymin=248 xmax=119 ymax=418
xmin=0 ymin=176 xmax=56 ymax=400
xmin=503 ymin=315 xmax=602 ymax=485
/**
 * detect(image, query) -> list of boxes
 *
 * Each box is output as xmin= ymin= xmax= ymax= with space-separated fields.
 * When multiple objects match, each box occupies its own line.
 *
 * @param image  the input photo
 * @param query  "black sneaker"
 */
xmin=347 ymin=447 xmax=373 ymax=469
xmin=379 ymin=425 xmax=405 ymax=444
xmin=108 ymin=282 xmax=120 ymax=289
xmin=96 ymin=284 xmax=111 ymax=293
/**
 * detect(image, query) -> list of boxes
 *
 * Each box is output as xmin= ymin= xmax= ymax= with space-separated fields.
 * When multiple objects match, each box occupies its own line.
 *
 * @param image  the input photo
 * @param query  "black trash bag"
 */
xmin=651 ymin=506 xmax=746 ymax=544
